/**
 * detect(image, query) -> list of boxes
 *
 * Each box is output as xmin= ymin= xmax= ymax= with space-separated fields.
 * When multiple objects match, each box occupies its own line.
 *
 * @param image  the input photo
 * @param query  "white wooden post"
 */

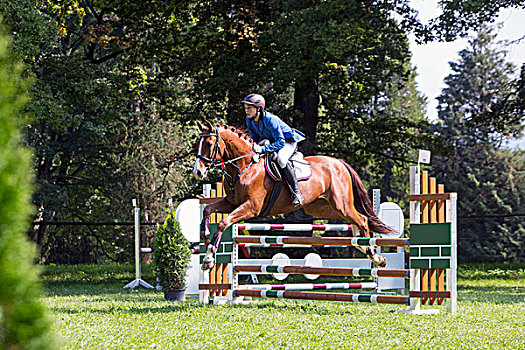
xmin=199 ymin=184 xmax=212 ymax=303
xmin=447 ymin=193 xmax=458 ymax=314
xmin=409 ymin=165 xmax=421 ymax=312
xmin=123 ymin=199 xmax=154 ymax=289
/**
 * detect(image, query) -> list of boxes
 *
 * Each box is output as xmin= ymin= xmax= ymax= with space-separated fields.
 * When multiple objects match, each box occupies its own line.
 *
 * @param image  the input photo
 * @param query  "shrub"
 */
xmin=154 ymin=212 xmax=192 ymax=290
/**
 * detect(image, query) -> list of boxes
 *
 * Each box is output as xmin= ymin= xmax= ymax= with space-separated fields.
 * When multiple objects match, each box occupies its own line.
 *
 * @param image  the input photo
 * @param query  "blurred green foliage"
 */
xmin=0 ymin=22 xmax=54 ymax=350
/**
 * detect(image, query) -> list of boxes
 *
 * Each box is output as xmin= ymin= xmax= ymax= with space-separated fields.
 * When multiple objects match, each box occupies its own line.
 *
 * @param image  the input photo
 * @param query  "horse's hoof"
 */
xmin=370 ymin=255 xmax=387 ymax=268
xmin=201 ymin=252 xmax=215 ymax=270
xmin=201 ymin=261 xmax=215 ymax=271
xmin=201 ymin=257 xmax=215 ymax=270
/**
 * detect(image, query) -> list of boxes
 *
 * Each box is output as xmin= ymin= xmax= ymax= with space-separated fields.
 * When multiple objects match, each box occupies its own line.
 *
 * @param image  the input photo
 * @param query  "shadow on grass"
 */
xmin=50 ymin=295 xmax=388 ymax=317
xmin=223 ymin=300 xmax=379 ymax=316
xmin=459 ymin=285 xmax=525 ymax=304
xmin=51 ymin=304 xmax=364 ymax=317
xmin=51 ymin=302 xmax=210 ymax=315
xmin=43 ymin=280 xmax=159 ymax=297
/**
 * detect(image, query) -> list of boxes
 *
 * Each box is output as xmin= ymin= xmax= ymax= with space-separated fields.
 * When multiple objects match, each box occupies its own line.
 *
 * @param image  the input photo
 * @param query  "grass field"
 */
xmin=43 ymin=263 xmax=525 ymax=350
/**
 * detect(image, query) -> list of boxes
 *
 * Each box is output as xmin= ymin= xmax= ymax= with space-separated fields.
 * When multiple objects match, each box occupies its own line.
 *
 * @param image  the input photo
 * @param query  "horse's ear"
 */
xmin=205 ymin=120 xmax=214 ymax=130
xmin=196 ymin=121 xmax=206 ymax=131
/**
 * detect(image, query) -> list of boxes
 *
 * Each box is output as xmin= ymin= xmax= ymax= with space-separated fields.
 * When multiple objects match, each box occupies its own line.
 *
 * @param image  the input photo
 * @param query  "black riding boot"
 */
xmin=281 ymin=162 xmax=303 ymax=207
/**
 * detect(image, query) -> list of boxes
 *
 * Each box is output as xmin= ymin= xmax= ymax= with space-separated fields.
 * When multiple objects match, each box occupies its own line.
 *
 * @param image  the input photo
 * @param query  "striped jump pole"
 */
xmin=238 ymin=282 xmax=378 ymax=291
xmin=237 ymin=243 xmax=364 ymax=249
xmin=234 ymin=265 xmax=410 ymax=278
xmin=237 ymin=223 xmax=353 ymax=231
xmin=234 ymin=236 xmax=408 ymax=247
xmin=234 ymin=289 xmax=410 ymax=305
xmin=237 ymin=243 xmax=351 ymax=249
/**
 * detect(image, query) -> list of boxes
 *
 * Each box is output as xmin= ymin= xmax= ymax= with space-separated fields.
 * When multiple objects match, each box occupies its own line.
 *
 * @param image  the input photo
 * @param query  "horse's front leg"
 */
xmin=201 ymin=199 xmax=260 ymax=270
xmin=201 ymin=198 xmax=237 ymax=270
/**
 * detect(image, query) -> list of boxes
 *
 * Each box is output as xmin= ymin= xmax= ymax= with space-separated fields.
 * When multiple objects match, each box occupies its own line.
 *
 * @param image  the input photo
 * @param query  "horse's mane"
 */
xmin=217 ymin=124 xmax=253 ymax=144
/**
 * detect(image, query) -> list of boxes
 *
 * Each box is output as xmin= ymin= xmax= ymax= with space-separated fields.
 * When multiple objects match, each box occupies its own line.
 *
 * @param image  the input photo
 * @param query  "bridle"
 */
xmin=196 ymin=125 xmax=222 ymax=165
xmin=196 ymin=124 xmax=258 ymax=194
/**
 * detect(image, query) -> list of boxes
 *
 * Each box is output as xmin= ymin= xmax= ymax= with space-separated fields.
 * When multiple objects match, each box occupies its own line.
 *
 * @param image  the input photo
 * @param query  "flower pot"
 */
xmin=164 ymin=288 xmax=186 ymax=301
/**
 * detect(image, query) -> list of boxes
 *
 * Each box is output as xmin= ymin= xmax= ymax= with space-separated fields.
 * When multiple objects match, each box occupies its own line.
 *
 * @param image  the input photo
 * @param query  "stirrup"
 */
xmin=292 ymin=191 xmax=303 ymax=207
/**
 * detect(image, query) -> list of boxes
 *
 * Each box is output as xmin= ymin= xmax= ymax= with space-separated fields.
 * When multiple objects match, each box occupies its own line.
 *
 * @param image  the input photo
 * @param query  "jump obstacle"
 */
xmin=122 ymin=157 xmax=458 ymax=313
xmin=199 ymin=222 xmax=412 ymax=306
xmin=121 ymin=182 xmax=405 ymax=294
xmin=198 ymin=183 xmax=406 ymax=297
xmin=198 ymin=164 xmax=458 ymax=314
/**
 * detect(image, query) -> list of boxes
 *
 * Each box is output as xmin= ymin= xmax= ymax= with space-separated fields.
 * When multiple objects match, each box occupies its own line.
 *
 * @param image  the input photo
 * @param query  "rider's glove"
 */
xmin=253 ymin=143 xmax=263 ymax=153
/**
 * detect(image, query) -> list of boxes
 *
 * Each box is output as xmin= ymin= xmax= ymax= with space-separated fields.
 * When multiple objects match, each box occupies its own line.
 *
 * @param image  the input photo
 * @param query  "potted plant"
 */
xmin=154 ymin=211 xmax=192 ymax=301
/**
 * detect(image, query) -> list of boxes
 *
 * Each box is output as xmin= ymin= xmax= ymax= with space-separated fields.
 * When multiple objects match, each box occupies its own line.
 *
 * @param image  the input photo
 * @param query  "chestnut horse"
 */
xmin=193 ymin=122 xmax=395 ymax=270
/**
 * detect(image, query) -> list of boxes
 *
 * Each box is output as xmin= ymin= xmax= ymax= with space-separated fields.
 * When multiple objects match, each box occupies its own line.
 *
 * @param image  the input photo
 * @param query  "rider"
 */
xmin=243 ymin=93 xmax=305 ymax=206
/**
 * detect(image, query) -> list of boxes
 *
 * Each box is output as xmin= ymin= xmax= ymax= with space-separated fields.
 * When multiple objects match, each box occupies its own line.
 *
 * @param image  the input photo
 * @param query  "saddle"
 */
xmin=264 ymin=152 xmax=312 ymax=182
xmin=257 ymin=152 xmax=312 ymax=217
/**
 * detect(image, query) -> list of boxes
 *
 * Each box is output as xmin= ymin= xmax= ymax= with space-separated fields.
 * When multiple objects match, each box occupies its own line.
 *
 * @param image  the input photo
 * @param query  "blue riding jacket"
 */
xmin=246 ymin=111 xmax=305 ymax=153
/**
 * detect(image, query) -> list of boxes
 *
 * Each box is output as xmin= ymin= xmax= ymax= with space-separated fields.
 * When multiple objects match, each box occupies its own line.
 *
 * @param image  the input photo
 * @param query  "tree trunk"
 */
xmin=226 ymin=89 xmax=243 ymax=125
xmin=293 ymin=80 xmax=319 ymax=156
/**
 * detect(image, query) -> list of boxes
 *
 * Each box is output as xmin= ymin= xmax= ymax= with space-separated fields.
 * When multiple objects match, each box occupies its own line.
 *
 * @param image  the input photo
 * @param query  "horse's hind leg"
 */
xmin=304 ymin=199 xmax=386 ymax=267
xmin=350 ymin=213 xmax=386 ymax=268
xmin=327 ymin=199 xmax=387 ymax=268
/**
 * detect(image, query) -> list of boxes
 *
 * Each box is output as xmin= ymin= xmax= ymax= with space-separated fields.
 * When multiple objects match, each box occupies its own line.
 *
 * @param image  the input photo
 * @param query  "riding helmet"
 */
xmin=242 ymin=94 xmax=265 ymax=110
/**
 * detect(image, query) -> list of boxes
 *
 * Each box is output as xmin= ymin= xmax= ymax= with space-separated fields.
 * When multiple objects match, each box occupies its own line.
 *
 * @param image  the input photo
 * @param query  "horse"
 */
xmin=193 ymin=121 xmax=396 ymax=271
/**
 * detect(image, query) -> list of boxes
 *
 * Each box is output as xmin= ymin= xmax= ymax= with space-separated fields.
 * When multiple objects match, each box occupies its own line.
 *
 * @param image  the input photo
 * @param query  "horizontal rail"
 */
xmin=409 ymin=193 xmax=451 ymax=201
xmin=234 ymin=236 xmax=408 ymax=247
xmin=236 ymin=223 xmax=353 ymax=232
xmin=409 ymin=291 xmax=451 ymax=298
xmin=199 ymin=283 xmax=232 ymax=290
xmin=32 ymin=221 xmax=160 ymax=226
xmin=234 ymin=289 xmax=410 ymax=305
xmin=199 ymin=198 xmax=225 ymax=204
xmin=233 ymin=265 xmax=409 ymax=278
xmin=237 ymin=243 xmax=352 ymax=249
xmin=143 ymin=246 xmax=199 ymax=254
xmin=238 ymin=282 xmax=377 ymax=291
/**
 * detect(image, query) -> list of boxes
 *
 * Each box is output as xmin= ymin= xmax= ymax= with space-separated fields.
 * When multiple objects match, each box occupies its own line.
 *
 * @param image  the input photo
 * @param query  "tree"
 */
xmin=0 ymin=0 xmax=198 ymax=263
xmin=433 ymin=24 xmax=525 ymax=262
xmin=362 ymin=67 xmax=438 ymax=205
xmin=142 ymin=0 xmax=440 ymax=163
xmin=418 ymin=1 xmax=525 ymax=132
xmin=0 ymin=23 xmax=54 ymax=349
xmin=419 ymin=0 xmax=525 ymax=42
xmin=438 ymin=23 xmax=522 ymax=145
xmin=6 ymin=0 xmax=524 ymax=264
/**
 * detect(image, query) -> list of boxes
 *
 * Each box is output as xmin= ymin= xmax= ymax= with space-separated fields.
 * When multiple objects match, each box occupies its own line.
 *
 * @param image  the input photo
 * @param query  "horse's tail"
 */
xmin=339 ymin=160 xmax=397 ymax=235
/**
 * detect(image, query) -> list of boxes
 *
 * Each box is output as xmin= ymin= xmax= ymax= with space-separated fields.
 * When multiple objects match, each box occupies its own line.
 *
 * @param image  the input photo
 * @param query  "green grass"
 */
xmin=43 ymin=264 xmax=525 ymax=349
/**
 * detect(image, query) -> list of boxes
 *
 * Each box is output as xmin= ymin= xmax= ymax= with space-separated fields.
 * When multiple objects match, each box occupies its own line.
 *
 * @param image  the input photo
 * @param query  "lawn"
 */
xmin=43 ymin=263 xmax=525 ymax=350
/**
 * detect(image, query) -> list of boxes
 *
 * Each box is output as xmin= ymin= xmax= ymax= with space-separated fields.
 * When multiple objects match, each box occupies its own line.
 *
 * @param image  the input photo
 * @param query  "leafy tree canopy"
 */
xmin=433 ymin=24 xmax=524 ymax=262
xmin=1 ymin=0 xmax=523 ymax=263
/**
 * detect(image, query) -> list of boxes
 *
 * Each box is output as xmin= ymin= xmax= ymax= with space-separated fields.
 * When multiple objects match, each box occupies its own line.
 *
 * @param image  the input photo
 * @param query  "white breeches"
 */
xmin=277 ymin=141 xmax=297 ymax=168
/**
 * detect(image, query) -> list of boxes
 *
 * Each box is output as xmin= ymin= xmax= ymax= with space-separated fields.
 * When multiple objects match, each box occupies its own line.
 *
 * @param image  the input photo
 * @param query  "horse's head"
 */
xmin=193 ymin=121 xmax=254 ymax=180
xmin=193 ymin=121 xmax=225 ymax=179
